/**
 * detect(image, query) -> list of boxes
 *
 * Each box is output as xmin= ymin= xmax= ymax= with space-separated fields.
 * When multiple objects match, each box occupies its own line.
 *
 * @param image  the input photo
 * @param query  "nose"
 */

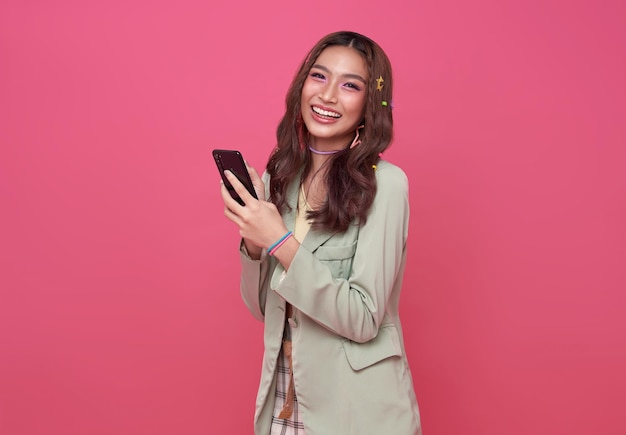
xmin=318 ymin=82 xmax=337 ymax=103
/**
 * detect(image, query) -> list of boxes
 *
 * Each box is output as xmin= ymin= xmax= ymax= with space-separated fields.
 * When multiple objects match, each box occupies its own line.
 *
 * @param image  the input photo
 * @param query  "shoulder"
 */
xmin=374 ymin=160 xmax=409 ymax=195
xmin=361 ymin=160 xmax=410 ymax=230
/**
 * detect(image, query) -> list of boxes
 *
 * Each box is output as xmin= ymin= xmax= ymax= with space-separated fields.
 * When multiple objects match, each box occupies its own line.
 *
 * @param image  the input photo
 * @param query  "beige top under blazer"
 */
xmin=240 ymin=160 xmax=422 ymax=435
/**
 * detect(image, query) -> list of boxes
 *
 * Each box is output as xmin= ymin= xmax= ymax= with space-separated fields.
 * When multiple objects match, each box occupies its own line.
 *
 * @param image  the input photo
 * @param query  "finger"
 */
xmin=246 ymin=165 xmax=263 ymax=183
xmin=220 ymin=181 xmax=245 ymax=212
xmin=224 ymin=170 xmax=258 ymax=206
xmin=244 ymin=162 xmax=259 ymax=179
xmin=223 ymin=204 xmax=243 ymax=226
xmin=246 ymin=166 xmax=266 ymax=201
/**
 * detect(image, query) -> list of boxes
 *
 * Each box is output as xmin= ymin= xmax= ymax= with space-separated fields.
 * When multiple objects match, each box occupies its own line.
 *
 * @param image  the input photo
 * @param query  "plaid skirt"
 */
xmin=270 ymin=339 xmax=305 ymax=434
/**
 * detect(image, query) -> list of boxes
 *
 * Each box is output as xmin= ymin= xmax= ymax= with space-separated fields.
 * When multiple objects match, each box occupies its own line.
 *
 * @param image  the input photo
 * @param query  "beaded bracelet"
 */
xmin=268 ymin=231 xmax=293 ymax=256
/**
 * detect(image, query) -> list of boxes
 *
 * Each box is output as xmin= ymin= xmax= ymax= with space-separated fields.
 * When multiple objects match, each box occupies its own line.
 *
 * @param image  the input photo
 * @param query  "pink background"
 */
xmin=1 ymin=1 xmax=625 ymax=434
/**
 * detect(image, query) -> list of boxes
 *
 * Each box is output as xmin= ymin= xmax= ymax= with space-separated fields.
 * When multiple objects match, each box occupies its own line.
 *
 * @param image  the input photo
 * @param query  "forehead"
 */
xmin=313 ymin=45 xmax=368 ymax=79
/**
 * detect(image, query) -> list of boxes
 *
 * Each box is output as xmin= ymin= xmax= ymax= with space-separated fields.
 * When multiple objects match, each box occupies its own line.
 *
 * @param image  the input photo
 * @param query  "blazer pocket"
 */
xmin=314 ymin=241 xmax=357 ymax=260
xmin=314 ymin=241 xmax=357 ymax=279
xmin=342 ymin=324 xmax=403 ymax=371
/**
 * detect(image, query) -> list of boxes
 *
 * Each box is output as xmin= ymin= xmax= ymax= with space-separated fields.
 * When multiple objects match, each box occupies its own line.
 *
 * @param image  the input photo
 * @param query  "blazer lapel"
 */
xmin=302 ymin=226 xmax=334 ymax=253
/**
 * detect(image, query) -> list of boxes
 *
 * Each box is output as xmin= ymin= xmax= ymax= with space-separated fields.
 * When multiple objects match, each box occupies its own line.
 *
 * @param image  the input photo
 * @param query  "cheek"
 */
xmin=301 ymin=80 xmax=316 ymax=100
xmin=347 ymin=95 xmax=367 ymax=116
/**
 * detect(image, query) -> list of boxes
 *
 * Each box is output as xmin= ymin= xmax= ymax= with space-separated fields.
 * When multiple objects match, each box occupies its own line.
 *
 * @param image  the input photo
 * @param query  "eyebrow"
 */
xmin=311 ymin=64 xmax=367 ymax=84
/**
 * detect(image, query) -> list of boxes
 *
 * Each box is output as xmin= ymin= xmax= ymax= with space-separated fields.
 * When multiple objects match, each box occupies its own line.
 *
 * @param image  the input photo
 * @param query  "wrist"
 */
xmin=268 ymin=231 xmax=293 ymax=256
xmin=243 ymin=239 xmax=263 ymax=260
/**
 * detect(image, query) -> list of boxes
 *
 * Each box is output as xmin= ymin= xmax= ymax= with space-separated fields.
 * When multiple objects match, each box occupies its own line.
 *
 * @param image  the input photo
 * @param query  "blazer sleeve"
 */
xmin=273 ymin=163 xmax=410 ymax=343
xmin=239 ymin=171 xmax=273 ymax=322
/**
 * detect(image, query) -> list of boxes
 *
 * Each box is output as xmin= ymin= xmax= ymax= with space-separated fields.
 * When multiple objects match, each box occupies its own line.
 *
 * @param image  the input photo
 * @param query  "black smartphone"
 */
xmin=212 ymin=149 xmax=258 ymax=206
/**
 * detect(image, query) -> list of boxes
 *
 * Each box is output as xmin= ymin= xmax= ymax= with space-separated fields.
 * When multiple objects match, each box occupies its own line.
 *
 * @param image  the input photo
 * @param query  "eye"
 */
xmin=343 ymin=82 xmax=362 ymax=91
xmin=310 ymin=71 xmax=325 ymax=80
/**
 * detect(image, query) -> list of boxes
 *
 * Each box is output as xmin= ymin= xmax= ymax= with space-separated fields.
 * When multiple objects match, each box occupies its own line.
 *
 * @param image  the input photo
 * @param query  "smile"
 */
xmin=312 ymin=106 xmax=341 ymax=118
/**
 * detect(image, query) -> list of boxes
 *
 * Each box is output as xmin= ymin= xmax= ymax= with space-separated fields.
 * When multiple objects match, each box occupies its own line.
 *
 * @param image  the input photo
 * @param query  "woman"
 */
xmin=220 ymin=31 xmax=422 ymax=435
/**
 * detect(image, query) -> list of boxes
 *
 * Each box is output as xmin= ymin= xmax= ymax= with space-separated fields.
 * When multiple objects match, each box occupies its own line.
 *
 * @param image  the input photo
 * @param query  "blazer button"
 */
xmin=288 ymin=317 xmax=298 ymax=328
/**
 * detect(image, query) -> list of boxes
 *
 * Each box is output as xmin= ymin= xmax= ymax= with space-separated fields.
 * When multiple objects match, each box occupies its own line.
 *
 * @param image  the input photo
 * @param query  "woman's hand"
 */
xmin=246 ymin=163 xmax=266 ymax=202
xmin=220 ymin=167 xmax=288 ymax=258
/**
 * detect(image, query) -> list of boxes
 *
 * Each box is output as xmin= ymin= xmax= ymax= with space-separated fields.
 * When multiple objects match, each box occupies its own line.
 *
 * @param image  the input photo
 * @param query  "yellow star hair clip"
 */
xmin=376 ymin=75 xmax=384 ymax=91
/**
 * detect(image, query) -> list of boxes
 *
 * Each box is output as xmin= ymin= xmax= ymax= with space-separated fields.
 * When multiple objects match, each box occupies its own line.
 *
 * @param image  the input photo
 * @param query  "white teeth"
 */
xmin=312 ymin=106 xmax=341 ymax=118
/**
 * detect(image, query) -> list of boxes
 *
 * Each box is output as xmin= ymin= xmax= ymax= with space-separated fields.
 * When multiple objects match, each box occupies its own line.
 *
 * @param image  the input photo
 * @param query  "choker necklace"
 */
xmin=308 ymin=145 xmax=342 ymax=155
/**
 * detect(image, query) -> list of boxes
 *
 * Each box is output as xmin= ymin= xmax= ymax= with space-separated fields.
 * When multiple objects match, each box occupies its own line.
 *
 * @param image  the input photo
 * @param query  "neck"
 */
xmin=308 ymin=145 xmax=342 ymax=155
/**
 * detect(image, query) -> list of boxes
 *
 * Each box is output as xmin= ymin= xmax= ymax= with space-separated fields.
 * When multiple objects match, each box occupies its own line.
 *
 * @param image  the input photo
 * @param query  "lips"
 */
xmin=311 ymin=105 xmax=341 ymax=119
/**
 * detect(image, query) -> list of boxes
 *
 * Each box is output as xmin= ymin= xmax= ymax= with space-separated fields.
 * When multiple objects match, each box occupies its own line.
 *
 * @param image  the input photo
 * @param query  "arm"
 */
xmin=220 ymin=168 xmax=283 ymax=321
xmin=274 ymin=163 xmax=410 ymax=343
xmin=239 ymin=242 xmax=272 ymax=321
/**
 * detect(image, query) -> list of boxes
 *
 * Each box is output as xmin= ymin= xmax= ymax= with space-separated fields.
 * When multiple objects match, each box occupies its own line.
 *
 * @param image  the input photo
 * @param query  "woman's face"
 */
xmin=300 ymin=45 xmax=368 ymax=151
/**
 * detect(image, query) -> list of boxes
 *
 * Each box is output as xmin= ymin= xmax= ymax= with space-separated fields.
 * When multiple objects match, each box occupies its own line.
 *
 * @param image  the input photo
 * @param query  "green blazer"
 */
xmin=240 ymin=160 xmax=422 ymax=435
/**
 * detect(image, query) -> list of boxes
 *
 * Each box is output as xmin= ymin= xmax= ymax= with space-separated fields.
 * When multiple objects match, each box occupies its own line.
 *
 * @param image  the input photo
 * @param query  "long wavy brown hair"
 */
xmin=266 ymin=31 xmax=394 ymax=233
